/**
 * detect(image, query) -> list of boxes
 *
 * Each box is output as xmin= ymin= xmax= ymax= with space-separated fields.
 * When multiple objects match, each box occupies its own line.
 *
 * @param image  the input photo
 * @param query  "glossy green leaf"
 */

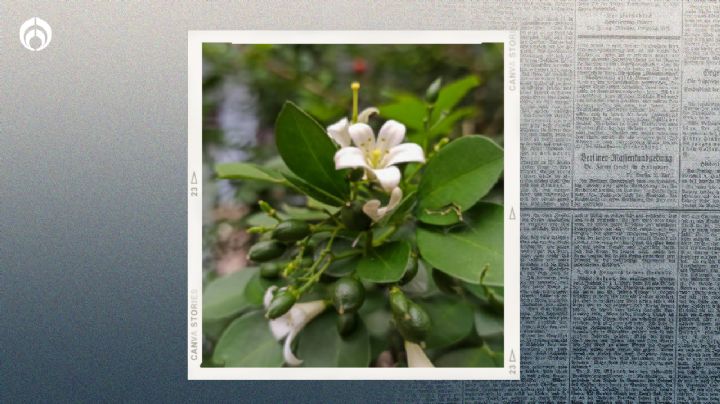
xmin=203 ymin=268 xmax=259 ymax=322
xmin=434 ymin=345 xmax=500 ymax=367
xmin=284 ymin=173 xmax=345 ymax=206
xmin=430 ymin=75 xmax=480 ymax=123
xmin=295 ymin=311 xmax=371 ymax=367
xmin=214 ymin=162 xmax=285 ymax=184
xmin=429 ymin=106 xmax=476 ymax=137
xmin=212 ymin=311 xmax=283 ymax=367
xmin=281 ymin=204 xmax=330 ymax=221
xmin=417 ymin=296 xmax=474 ymax=349
xmin=417 ymin=136 xmax=503 ymax=225
xmin=475 ymin=307 xmax=503 ymax=337
xmin=357 ymin=241 xmax=411 ymax=283
xmin=378 ymin=95 xmax=426 ymax=131
xmin=275 ymin=102 xmax=349 ymax=201
xmin=417 ymin=203 xmax=503 ymax=285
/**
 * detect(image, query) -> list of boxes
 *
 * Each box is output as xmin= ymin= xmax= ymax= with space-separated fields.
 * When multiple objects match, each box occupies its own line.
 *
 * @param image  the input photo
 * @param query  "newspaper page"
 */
xmin=384 ymin=1 xmax=719 ymax=401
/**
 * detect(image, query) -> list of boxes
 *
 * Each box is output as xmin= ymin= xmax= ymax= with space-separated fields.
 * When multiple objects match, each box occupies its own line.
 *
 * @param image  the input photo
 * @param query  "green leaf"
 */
xmin=475 ymin=307 xmax=503 ymax=337
xmin=214 ymin=162 xmax=285 ymax=184
xmin=296 ymin=311 xmax=371 ymax=367
xmin=416 ymin=203 xmax=503 ymax=285
xmin=212 ymin=311 xmax=284 ymax=367
xmin=275 ymin=102 xmax=349 ymax=201
xmin=434 ymin=345 xmax=500 ymax=367
xmin=429 ymin=106 xmax=476 ymax=137
xmin=356 ymin=241 xmax=411 ymax=283
xmin=416 ymin=136 xmax=503 ymax=225
xmin=378 ymin=95 xmax=426 ymax=131
xmin=203 ymin=268 xmax=259 ymax=322
xmin=281 ymin=204 xmax=331 ymax=221
xmin=417 ymin=295 xmax=474 ymax=349
xmin=284 ymin=173 xmax=345 ymax=206
xmin=430 ymin=75 xmax=480 ymax=123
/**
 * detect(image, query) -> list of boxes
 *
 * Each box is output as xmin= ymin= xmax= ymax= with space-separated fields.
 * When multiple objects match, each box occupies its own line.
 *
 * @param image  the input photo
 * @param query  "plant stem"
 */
xmin=364 ymin=230 xmax=373 ymax=256
xmin=297 ymin=229 xmax=339 ymax=295
xmin=373 ymin=225 xmax=398 ymax=246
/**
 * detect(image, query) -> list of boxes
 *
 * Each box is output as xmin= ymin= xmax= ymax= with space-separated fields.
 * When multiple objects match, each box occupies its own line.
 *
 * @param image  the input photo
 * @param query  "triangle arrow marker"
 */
xmin=191 ymin=172 xmax=197 ymax=185
xmin=509 ymin=207 xmax=516 ymax=220
xmin=509 ymin=349 xmax=516 ymax=362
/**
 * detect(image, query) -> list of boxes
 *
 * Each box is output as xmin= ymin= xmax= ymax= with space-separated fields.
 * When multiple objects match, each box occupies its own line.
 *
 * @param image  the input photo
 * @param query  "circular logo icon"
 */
xmin=19 ymin=17 xmax=52 ymax=51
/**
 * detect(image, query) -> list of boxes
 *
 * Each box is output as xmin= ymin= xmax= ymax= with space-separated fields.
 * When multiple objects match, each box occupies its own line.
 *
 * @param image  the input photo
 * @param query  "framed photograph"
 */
xmin=188 ymin=31 xmax=519 ymax=380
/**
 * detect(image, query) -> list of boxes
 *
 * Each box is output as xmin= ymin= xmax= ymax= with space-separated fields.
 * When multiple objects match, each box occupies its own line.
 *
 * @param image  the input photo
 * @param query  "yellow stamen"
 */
xmin=351 ymin=82 xmax=360 ymax=123
xmin=369 ymin=149 xmax=383 ymax=167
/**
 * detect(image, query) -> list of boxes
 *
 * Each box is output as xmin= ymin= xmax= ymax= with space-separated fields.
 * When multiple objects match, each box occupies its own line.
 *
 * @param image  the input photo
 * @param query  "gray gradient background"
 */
xmin=1 ymin=1 xmax=516 ymax=402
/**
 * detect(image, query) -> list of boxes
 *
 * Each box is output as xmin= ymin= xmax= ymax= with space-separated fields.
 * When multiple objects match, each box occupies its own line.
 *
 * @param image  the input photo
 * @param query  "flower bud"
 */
xmin=425 ymin=77 xmax=442 ymax=103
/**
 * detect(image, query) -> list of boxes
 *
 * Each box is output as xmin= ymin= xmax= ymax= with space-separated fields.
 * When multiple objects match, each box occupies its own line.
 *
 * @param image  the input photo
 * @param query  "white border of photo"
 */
xmin=188 ymin=30 xmax=520 ymax=380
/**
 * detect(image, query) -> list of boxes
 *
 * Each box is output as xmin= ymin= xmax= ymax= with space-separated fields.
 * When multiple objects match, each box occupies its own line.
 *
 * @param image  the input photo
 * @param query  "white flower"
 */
xmin=326 ymin=107 xmax=379 ymax=147
xmin=263 ymin=286 xmax=327 ymax=366
xmin=363 ymin=186 xmax=403 ymax=222
xmin=404 ymin=340 xmax=434 ymax=368
xmin=333 ymin=120 xmax=425 ymax=192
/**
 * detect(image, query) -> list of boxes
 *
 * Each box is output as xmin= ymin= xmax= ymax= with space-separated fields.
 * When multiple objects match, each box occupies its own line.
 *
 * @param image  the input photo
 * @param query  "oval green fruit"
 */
xmin=331 ymin=276 xmax=365 ymax=314
xmin=336 ymin=312 xmax=358 ymax=336
xmin=340 ymin=201 xmax=371 ymax=231
xmin=260 ymin=262 xmax=281 ymax=278
xmin=272 ymin=220 xmax=311 ymax=243
xmin=248 ymin=240 xmax=286 ymax=262
xmin=389 ymin=287 xmax=409 ymax=317
xmin=265 ymin=290 xmax=296 ymax=319
xmin=396 ymin=301 xmax=431 ymax=343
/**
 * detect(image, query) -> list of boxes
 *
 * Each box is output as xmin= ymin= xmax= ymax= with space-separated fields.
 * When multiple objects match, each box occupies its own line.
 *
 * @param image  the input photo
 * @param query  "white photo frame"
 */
xmin=188 ymin=30 xmax=520 ymax=380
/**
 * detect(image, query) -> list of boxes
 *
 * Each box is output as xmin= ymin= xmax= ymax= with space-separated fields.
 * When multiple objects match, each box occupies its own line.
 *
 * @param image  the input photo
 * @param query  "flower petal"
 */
xmin=362 ymin=199 xmax=383 ymax=222
xmin=376 ymin=120 xmax=406 ymax=153
xmin=269 ymin=317 xmax=291 ymax=341
xmin=369 ymin=166 xmax=401 ymax=192
xmin=382 ymin=143 xmax=425 ymax=167
xmin=386 ymin=186 xmax=403 ymax=210
xmin=357 ymin=107 xmax=379 ymax=124
xmin=334 ymin=147 xmax=369 ymax=170
xmin=405 ymin=340 xmax=434 ymax=368
xmin=283 ymin=328 xmax=303 ymax=366
xmin=263 ymin=286 xmax=278 ymax=308
xmin=348 ymin=123 xmax=376 ymax=153
xmin=327 ymin=118 xmax=351 ymax=147
xmin=362 ymin=187 xmax=403 ymax=222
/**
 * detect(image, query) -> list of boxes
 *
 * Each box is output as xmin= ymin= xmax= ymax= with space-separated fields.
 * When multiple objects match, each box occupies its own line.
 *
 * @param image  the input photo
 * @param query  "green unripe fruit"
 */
xmin=425 ymin=77 xmax=442 ymax=103
xmin=389 ymin=287 xmax=409 ymax=317
xmin=400 ymin=254 xmax=419 ymax=285
xmin=332 ymin=276 xmax=365 ymax=314
xmin=348 ymin=168 xmax=365 ymax=181
xmin=340 ymin=201 xmax=371 ymax=231
xmin=260 ymin=262 xmax=281 ymax=278
xmin=272 ymin=220 xmax=311 ymax=243
xmin=336 ymin=312 xmax=358 ymax=336
xmin=265 ymin=290 xmax=296 ymax=319
xmin=248 ymin=240 xmax=286 ymax=262
xmin=396 ymin=301 xmax=431 ymax=343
